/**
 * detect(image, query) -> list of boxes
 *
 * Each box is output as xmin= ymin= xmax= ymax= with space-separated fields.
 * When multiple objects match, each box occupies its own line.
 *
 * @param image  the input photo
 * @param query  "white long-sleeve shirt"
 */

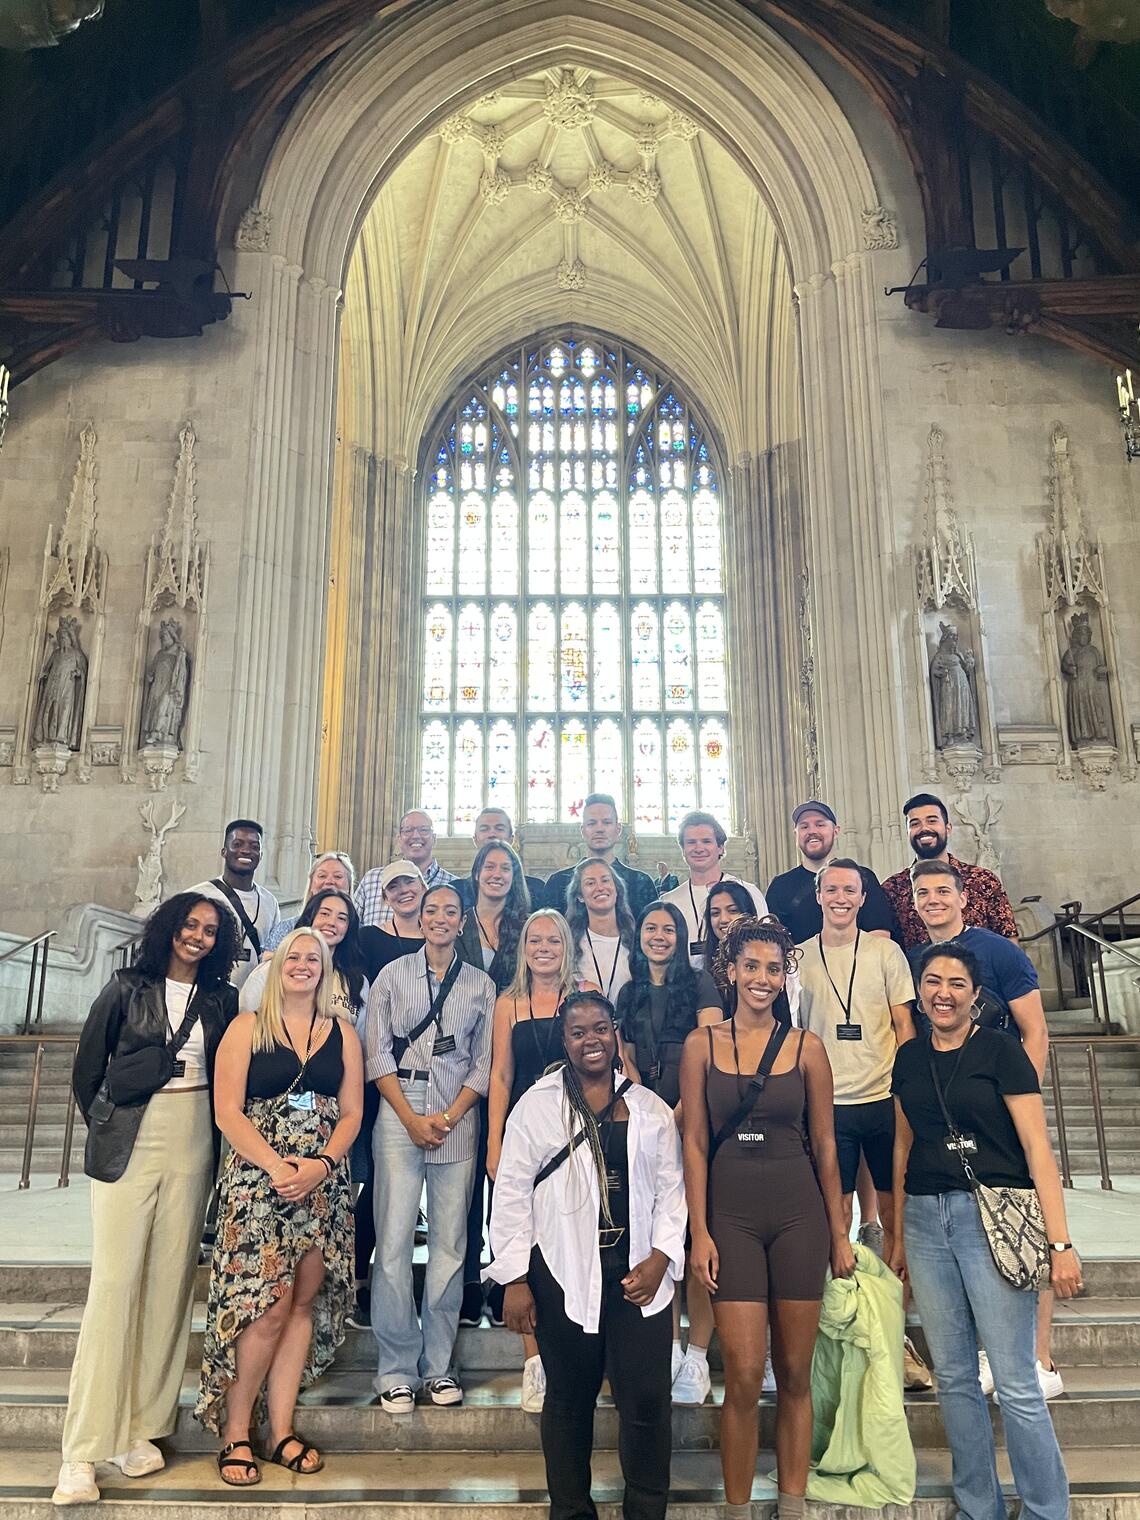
xmin=660 ymin=875 xmax=768 ymax=968
xmin=484 ymin=1070 xmax=687 ymax=1332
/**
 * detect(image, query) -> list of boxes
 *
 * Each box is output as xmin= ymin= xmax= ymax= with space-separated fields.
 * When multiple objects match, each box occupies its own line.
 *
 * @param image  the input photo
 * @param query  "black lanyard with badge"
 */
xmin=818 ymin=930 xmax=862 ymax=1042
xmin=391 ymin=950 xmax=463 ymax=1066
xmin=927 ymin=1028 xmax=981 ymax=1162
xmin=688 ymin=876 xmax=722 ymax=958
xmin=281 ymin=1008 xmax=321 ymax=1112
xmin=586 ymin=928 xmax=621 ymax=1001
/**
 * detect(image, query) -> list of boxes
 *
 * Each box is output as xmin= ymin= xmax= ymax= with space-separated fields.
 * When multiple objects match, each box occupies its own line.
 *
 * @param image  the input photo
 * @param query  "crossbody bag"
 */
xmin=927 ymin=1042 xmax=1049 ymax=1291
xmin=710 ymin=1021 xmax=790 ymax=1157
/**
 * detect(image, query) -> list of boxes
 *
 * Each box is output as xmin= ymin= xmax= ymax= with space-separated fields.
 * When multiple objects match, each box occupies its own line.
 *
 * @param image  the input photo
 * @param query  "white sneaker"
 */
xmin=671 ymin=1351 xmax=711 ymax=1406
xmin=761 ymin=1351 xmax=777 ymax=1393
xmin=978 ymin=1348 xmax=995 ymax=1397
xmin=110 ymin=1440 xmax=164 ymax=1477
xmin=521 ymin=1354 xmax=546 ymax=1414
xmin=1036 ymin=1360 xmax=1065 ymax=1400
xmin=903 ymin=1336 xmax=934 ymax=1391
xmin=671 ymin=1342 xmax=684 ymax=1382
xmin=52 ymin=1462 xmax=99 ymax=1506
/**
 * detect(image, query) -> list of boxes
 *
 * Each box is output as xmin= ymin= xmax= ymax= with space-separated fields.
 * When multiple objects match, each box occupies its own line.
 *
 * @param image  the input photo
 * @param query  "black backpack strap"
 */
xmin=391 ymin=954 xmax=463 ymax=1067
xmin=211 ymin=878 xmax=263 ymax=960
xmin=711 ymin=1023 xmax=790 ymax=1155
xmin=533 ymin=1077 xmax=632 ymax=1189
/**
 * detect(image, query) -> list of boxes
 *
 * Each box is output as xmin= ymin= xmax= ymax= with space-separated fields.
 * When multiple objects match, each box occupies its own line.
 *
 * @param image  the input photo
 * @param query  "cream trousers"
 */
xmin=62 ymin=1088 xmax=213 ymax=1461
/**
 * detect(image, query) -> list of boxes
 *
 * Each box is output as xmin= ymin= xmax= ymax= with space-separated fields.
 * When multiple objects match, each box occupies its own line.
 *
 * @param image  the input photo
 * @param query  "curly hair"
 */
xmin=132 ymin=892 xmax=240 ymax=988
xmin=296 ymin=888 xmax=367 ymax=1011
xmin=714 ymin=912 xmax=798 ymax=990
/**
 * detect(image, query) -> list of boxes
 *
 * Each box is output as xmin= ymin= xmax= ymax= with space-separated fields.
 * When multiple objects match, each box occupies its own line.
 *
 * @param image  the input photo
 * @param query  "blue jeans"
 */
xmin=904 ymin=1190 xmax=1068 ymax=1520
xmin=370 ymin=1083 xmax=476 ymax=1394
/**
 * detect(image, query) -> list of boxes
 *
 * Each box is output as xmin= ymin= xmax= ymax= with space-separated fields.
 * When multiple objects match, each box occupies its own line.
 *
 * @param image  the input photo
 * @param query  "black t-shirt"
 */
xmin=765 ymin=863 xmax=898 ymax=945
xmin=891 ymin=1027 xmax=1039 ymax=1195
xmin=617 ymin=971 xmax=722 ymax=1105
xmin=360 ymin=926 xmax=424 ymax=983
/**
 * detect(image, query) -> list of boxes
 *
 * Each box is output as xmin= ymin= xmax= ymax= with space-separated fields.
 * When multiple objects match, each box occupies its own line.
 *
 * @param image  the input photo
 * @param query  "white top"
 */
xmin=576 ymin=930 xmax=632 ymax=1003
xmin=797 ymin=932 xmax=915 ymax=1104
xmin=239 ymin=962 xmax=369 ymax=1022
xmin=189 ymin=879 xmax=282 ymax=989
xmin=484 ymin=1070 xmax=687 ymax=1332
xmin=161 ymin=978 xmax=206 ymax=1090
xmin=661 ymin=876 xmax=769 ymax=968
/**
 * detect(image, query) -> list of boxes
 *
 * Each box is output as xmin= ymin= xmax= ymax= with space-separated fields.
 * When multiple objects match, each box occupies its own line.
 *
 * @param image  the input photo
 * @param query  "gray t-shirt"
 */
xmin=798 ymin=932 xmax=914 ymax=1104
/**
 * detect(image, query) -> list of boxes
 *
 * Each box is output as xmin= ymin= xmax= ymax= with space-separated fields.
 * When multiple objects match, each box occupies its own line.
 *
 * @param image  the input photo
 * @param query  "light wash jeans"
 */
xmin=371 ymin=1081 xmax=476 ymax=1394
xmin=904 ymin=1190 xmax=1069 ymax=1520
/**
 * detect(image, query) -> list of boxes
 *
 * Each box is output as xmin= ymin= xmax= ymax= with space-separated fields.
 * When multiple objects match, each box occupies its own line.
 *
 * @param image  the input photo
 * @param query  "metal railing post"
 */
xmin=34 ymin=937 xmax=49 ymax=1027
xmin=59 ymin=1086 xmax=78 ymax=1189
xmin=1048 ymin=1045 xmax=1073 ymax=1188
xmin=1086 ymin=1044 xmax=1113 ymax=1191
xmin=1049 ymin=927 xmax=1065 ymax=1012
xmin=19 ymin=1041 xmax=46 ymax=1190
xmin=21 ymin=942 xmax=38 ymax=1035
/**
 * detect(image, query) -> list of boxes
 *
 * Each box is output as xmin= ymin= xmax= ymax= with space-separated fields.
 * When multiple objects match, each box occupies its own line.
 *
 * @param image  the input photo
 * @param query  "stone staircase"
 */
xmin=1 ymin=1259 xmax=1140 ymax=1514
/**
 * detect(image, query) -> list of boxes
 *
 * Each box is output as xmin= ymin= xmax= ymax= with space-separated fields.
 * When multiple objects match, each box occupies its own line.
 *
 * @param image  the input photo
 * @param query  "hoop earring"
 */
xmin=969 ymin=1002 xmax=981 ymax=1023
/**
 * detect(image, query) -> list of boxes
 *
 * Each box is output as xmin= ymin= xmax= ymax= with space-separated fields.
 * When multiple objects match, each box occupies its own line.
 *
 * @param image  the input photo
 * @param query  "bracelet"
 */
xmin=1048 ymin=1240 xmax=1073 ymax=1253
xmin=317 ymin=1153 xmax=336 ymax=1176
xmin=443 ymin=1111 xmax=453 ymax=1126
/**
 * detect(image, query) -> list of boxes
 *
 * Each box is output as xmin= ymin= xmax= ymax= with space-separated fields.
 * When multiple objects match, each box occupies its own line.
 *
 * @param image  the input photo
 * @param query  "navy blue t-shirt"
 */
xmin=907 ymin=925 xmax=1037 ymax=1036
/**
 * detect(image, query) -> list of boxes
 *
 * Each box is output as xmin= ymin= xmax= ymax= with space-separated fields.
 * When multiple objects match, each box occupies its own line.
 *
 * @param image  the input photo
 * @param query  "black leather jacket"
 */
xmin=72 ymin=968 xmax=236 ymax=1183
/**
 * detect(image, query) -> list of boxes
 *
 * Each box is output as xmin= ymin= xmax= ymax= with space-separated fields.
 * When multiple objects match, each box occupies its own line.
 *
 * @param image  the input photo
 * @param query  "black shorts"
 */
xmin=834 ymin=1098 xmax=894 ymax=1195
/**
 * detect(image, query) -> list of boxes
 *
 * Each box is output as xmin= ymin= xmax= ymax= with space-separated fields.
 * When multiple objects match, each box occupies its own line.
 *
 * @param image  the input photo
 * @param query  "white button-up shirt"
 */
xmin=484 ymin=1070 xmax=687 ymax=1332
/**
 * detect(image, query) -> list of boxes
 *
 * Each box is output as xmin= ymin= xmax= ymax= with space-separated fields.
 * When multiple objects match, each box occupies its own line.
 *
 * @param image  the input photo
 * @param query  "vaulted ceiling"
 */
xmin=341 ymin=65 xmax=795 ymax=465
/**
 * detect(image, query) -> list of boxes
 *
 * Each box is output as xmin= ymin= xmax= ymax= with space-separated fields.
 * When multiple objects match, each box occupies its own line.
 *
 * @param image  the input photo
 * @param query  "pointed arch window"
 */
xmin=419 ymin=331 xmax=731 ymax=834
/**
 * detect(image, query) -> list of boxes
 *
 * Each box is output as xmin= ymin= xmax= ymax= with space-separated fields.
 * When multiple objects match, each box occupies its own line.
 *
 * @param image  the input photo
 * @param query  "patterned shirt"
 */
xmin=354 ymin=859 xmax=457 ymax=929
xmin=364 ymin=948 xmax=495 ymax=1164
xmin=881 ymin=853 xmax=1018 ymax=953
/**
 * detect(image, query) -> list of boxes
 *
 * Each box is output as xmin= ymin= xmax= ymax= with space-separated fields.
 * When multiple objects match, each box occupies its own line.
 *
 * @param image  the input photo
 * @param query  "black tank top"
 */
xmin=705 ymin=1026 xmax=810 ymax=1162
xmin=246 ymin=1018 xmax=344 ymax=1100
xmin=599 ymin=1117 xmax=631 ymax=1276
xmin=508 ymin=1006 xmax=560 ymax=1112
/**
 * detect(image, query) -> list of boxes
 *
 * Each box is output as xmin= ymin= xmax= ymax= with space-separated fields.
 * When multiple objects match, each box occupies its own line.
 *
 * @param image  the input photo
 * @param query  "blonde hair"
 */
xmin=504 ymin=909 xmax=578 ymax=1002
xmin=307 ymin=850 xmax=356 ymax=896
xmin=254 ymin=928 xmax=335 ymax=1053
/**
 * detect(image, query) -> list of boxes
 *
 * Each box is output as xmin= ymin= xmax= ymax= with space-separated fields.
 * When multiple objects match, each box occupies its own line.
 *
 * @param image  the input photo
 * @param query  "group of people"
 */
xmin=53 ymin=789 xmax=1081 ymax=1520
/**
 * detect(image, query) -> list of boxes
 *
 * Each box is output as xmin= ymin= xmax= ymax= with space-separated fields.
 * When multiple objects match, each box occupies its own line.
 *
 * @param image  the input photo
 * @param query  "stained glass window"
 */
xmin=419 ymin=331 xmax=730 ymax=832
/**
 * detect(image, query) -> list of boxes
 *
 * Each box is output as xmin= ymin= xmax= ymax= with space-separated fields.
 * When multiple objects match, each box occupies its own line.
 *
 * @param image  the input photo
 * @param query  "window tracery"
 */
xmin=420 ymin=332 xmax=730 ymax=834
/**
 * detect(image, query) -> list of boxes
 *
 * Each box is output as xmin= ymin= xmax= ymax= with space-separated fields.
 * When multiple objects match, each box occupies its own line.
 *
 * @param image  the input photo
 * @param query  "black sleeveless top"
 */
xmin=246 ymin=1018 xmax=345 ymax=1100
xmin=508 ymin=1006 xmax=561 ymax=1113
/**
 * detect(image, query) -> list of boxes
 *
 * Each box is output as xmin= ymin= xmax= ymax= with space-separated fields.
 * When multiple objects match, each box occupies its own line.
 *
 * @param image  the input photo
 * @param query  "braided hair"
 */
xmin=715 ymin=914 xmax=799 ymax=1025
xmin=551 ymin=990 xmax=623 ymax=1230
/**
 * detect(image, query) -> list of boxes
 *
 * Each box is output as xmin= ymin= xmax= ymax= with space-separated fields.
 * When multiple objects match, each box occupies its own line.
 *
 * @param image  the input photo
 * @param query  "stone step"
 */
xmin=2 ymin=1364 xmax=1140 ymax=1451
xmin=4 ymin=1296 xmax=1140 ymax=1371
xmin=2 ymin=1445 xmax=1139 ymax=1517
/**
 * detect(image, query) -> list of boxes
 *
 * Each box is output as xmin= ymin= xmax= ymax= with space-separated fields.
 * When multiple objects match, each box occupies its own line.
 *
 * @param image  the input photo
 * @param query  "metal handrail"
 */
xmin=1044 ymin=1036 xmax=1140 ymax=1192
xmin=1020 ymin=916 xmax=1140 ymax=1021
xmin=0 ymin=930 xmax=57 ymax=1034
xmin=0 ymin=1032 xmax=80 ymax=1191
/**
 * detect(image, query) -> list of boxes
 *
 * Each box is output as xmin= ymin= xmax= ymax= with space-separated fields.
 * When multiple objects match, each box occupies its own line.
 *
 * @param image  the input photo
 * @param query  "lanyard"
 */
xmin=688 ymin=875 xmax=723 ymax=939
xmin=525 ymin=993 xmax=558 ymax=1070
xmin=818 ymin=930 xmax=861 ymax=1024
xmin=281 ymin=1007 xmax=320 ymax=1083
xmin=928 ymin=1027 xmax=976 ymax=1121
xmin=475 ymin=909 xmax=499 ymax=954
xmin=586 ymin=928 xmax=620 ymax=999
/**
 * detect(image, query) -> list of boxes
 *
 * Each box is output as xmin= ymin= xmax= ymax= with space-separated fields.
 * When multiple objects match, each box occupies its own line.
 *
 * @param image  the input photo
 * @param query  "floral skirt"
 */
xmin=195 ymin=1093 xmax=354 ymax=1435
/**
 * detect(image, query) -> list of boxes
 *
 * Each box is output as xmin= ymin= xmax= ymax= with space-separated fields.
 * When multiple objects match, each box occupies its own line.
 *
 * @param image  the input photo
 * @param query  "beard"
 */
xmin=911 ymin=831 xmax=947 ymax=860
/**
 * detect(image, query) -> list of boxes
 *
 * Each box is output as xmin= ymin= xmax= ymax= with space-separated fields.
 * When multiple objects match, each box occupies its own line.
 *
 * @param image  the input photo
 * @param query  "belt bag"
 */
xmin=102 ymin=991 xmax=201 ymax=1107
xmin=927 ymin=1048 xmax=1049 ymax=1291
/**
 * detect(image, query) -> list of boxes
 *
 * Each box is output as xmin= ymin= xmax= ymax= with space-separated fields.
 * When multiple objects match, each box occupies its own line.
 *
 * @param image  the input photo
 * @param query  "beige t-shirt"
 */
xmin=797 ymin=932 xmax=914 ymax=1104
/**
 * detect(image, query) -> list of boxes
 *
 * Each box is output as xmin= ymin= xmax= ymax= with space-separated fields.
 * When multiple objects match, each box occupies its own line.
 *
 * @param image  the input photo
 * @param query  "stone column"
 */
xmin=793 ymin=255 xmax=908 ymax=872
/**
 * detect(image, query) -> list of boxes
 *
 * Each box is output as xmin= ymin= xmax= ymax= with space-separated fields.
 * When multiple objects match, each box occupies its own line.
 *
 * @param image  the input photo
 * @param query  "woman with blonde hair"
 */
xmin=485 ymin=909 xmax=593 ymax=1410
xmin=196 ymin=928 xmax=363 ymax=1487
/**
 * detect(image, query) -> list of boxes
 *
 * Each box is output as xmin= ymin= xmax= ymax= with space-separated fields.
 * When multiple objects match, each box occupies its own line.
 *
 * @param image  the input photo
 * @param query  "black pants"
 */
xmin=530 ymin=1248 xmax=672 ymax=1520
xmin=463 ymin=1096 xmax=490 ymax=1284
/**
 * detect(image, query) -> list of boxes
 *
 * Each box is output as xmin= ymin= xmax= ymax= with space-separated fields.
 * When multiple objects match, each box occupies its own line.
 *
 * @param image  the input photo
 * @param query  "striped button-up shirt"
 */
xmin=354 ymin=859 xmax=458 ymax=929
xmin=364 ymin=948 xmax=495 ymax=1164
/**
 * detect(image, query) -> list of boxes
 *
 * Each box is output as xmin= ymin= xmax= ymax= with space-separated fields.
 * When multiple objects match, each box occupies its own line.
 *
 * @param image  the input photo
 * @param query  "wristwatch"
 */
xmin=1048 ymin=1241 xmax=1073 ymax=1252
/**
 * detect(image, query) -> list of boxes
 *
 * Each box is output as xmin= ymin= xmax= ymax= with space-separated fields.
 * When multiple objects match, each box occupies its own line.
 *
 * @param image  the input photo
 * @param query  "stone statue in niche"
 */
xmin=1061 ymin=611 xmax=1112 ymax=747
xmin=929 ymin=621 xmax=979 ymax=748
xmin=32 ymin=615 xmax=88 ymax=750
xmin=140 ymin=618 xmax=191 ymax=749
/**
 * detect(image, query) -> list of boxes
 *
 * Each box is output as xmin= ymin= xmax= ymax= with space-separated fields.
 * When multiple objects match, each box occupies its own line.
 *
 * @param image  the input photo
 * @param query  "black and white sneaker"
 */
xmin=378 ymin=1384 xmax=416 ymax=1413
xmin=426 ymin=1375 xmax=463 ymax=1406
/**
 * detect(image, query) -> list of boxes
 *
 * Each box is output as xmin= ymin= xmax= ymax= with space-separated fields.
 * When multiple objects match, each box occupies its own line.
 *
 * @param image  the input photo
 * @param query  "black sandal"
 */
xmin=266 ymin=1433 xmax=324 ymax=1474
xmin=217 ymin=1439 xmax=260 ymax=1486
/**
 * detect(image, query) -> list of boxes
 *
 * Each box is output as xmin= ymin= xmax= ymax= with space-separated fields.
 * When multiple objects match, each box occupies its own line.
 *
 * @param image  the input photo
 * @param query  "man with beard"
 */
xmin=766 ymin=801 xmax=898 ymax=945
xmin=881 ymin=793 xmax=1018 ymax=953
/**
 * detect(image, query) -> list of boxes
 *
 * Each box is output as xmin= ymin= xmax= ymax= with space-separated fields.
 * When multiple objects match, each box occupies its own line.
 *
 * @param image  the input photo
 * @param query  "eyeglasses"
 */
xmin=400 ymin=827 xmax=433 ymax=839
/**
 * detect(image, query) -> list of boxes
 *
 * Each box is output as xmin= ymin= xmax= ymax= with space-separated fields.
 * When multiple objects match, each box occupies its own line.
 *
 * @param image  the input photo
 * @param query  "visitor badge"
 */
xmin=689 ymin=941 xmax=703 ymax=957
xmin=836 ymin=1023 xmax=863 ymax=1042
xmin=646 ymin=1062 xmax=661 ymax=1081
xmin=944 ymin=1132 xmax=978 ymax=1155
xmin=170 ymin=1059 xmax=186 ymax=1079
xmin=288 ymin=1090 xmax=316 ymax=1112
xmin=238 ymin=947 xmax=253 ymax=962
xmin=605 ymin=1167 xmax=623 ymax=1193
xmin=432 ymin=1033 xmax=457 ymax=1056
xmin=736 ymin=1130 xmax=766 ymax=1147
